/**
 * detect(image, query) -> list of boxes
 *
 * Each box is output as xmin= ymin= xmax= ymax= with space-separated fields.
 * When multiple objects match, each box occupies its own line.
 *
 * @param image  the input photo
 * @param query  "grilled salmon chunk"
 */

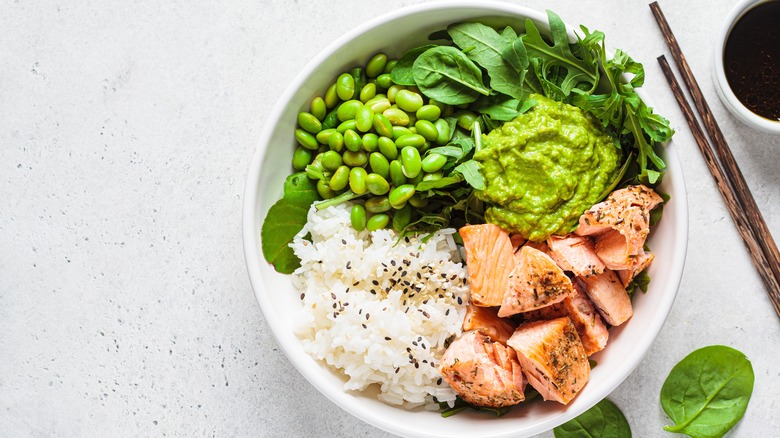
xmin=463 ymin=303 xmax=517 ymax=345
xmin=499 ymin=246 xmax=574 ymax=317
xmin=507 ymin=317 xmax=590 ymax=404
xmin=460 ymin=224 xmax=516 ymax=307
xmin=577 ymin=269 xmax=633 ymax=326
xmin=547 ymin=234 xmax=605 ymax=278
xmin=439 ymin=330 xmax=526 ymax=408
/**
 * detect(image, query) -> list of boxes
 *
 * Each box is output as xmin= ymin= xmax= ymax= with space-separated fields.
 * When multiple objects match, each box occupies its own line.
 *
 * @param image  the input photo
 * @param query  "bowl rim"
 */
xmin=242 ymin=1 xmax=689 ymax=436
xmin=713 ymin=0 xmax=780 ymax=134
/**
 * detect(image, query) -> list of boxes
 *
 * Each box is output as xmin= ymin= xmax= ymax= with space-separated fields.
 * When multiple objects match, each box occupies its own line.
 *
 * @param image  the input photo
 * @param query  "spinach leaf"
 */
xmin=448 ymin=22 xmax=528 ymax=101
xmin=553 ymin=398 xmax=631 ymax=438
xmin=391 ymin=44 xmax=437 ymax=86
xmin=471 ymin=94 xmax=535 ymax=121
xmin=412 ymin=46 xmax=491 ymax=105
xmin=260 ymin=172 xmax=318 ymax=274
xmin=660 ymin=345 xmax=754 ymax=438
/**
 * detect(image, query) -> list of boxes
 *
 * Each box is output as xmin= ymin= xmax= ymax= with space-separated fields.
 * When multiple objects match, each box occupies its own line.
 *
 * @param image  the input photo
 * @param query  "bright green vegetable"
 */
xmin=383 ymin=108 xmax=410 ymax=126
xmin=297 ymin=111 xmax=322 ymax=134
xmin=316 ymin=178 xmax=335 ymax=199
xmin=392 ymin=204 xmax=412 ymax=231
xmin=395 ymin=89 xmax=424 ymax=112
xmin=344 ymin=129 xmax=363 ymax=152
xmin=421 ymin=153 xmax=446 ymax=173
xmin=336 ymin=119 xmax=357 ymax=133
xmin=294 ymin=129 xmax=319 ymax=150
xmin=354 ymin=105 xmax=374 ymax=132
xmin=412 ymin=46 xmax=491 ymax=105
xmin=400 ymin=146 xmax=421 ymax=178
xmin=329 ymin=165 xmax=350 ymax=191
xmin=391 ymin=44 xmax=436 ymax=86
xmin=377 ymin=136 xmax=398 ymax=159
xmin=553 ymin=398 xmax=631 ymax=438
xmin=359 ymin=83 xmax=377 ymax=103
xmin=369 ymin=152 xmax=390 ymax=179
xmin=350 ymin=204 xmax=367 ymax=231
xmin=388 ymin=184 xmax=415 ymax=208
xmin=366 ymin=53 xmax=388 ymax=78
xmin=416 ymin=104 xmax=442 ymax=121
xmin=327 ymin=130 xmax=344 ymax=152
xmin=415 ymin=120 xmax=439 ymax=141
xmin=349 ymin=167 xmax=368 ymax=195
xmin=366 ymin=213 xmax=389 ymax=231
xmin=336 ymin=72 xmax=355 ymax=100
xmin=366 ymin=173 xmax=390 ymax=195
xmin=342 ymin=150 xmax=368 ymax=167
xmin=373 ymin=113 xmax=394 ymax=137
xmin=337 ymin=100 xmax=362 ymax=122
xmin=292 ymin=147 xmax=313 ymax=171
xmin=389 ymin=159 xmax=406 ymax=187
xmin=320 ymin=150 xmax=343 ymax=171
xmin=395 ymin=134 xmax=426 ymax=148
xmin=362 ymin=132 xmax=379 ymax=152
xmin=365 ymin=196 xmax=391 ymax=213
xmin=660 ymin=345 xmax=754 ymax=438
xmin=310 ymin=97 xmax=327 ymax=120
xmin=324 ymin=83 xmax=339 ymax=108
xmin=376 ymin=73 xmax=393 ymax=89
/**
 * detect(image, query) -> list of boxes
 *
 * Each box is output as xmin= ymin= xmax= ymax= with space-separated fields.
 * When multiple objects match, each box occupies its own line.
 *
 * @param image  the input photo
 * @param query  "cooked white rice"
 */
xmin=291 ymin=203 xmax=469 ymax=409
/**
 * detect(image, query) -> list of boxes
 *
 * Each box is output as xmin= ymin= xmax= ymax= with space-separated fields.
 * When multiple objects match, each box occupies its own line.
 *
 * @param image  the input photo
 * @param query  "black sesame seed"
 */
xmin=437 ymin=378 xmax=443 ymax=385
xmin=300 ymin=293 xmax=305 ymax=300
xmin=385 ymin=337 xmax=391 ymax=341
xmin=366 ymin=313 xmax=370 ymax=320
xmin=457 ymin=297 xmax=463 ymax=305
xmin=372 ymin=280 xmax=379 ymax=286
xmin=414 ymin=363 xmax=419 ymax=369
xmin=362 ymin=324 xmax=367 ymax=329
xmin=331 ymin=292 xmax=337 ymax=299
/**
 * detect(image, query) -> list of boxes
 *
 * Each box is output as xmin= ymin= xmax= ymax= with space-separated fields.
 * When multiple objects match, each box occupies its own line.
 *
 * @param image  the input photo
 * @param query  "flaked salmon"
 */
xmin=498 ymin=246 xmax=574 ymax=317
xmin=507 ymin=316 xmax=590 ymax=404
xmin=439 ymin=330 xmax=526 ymax=408
xmin=460 ymin=224 xmax=516 ymax=307
xmin=548 ymin=234 xmax=605 ymax=278
xmin=617 ymin=251 xmax=655 ymax=288
xmin=463 ymin=303 xmax=517 ymax=345
xmin=577 ymin=269 xmax=633 ymax=326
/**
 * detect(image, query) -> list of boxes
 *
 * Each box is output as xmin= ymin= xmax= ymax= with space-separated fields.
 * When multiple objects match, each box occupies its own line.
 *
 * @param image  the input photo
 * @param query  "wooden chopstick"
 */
xmin=657 ymin=55 xmax=780 ymax=317
xmin=650 ymin=1 xmax=780 ymax=317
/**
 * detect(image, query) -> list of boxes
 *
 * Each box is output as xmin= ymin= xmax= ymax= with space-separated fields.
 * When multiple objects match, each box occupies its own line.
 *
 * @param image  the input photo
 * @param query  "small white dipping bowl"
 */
xmin=713 ymin=0 xmax=780 ymax=134
xmin=243 ymin=1 xmax=688 ymax=436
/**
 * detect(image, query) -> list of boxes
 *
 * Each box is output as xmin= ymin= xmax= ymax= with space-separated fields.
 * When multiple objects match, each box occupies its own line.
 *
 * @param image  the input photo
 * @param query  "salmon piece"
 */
xmin=460 ymin=224 xmax=516 ymax=307
xmin=498 ymin=246 xmax=574 ymax=317
xmin=520 ymin=283 xmax=608 ymax=356
xmin=548 ymin=234 xmax=605 ymax=278
xmin=575 ymin=185 xmax=662 ymax=268
xmin=617 ymin=251 xmax=655 ymax=288
xmin=524 ymin=240 xmax=552 ymax=257
xmin=577 ymin=269 xmax=633 ymax=326
xmin=463 ymin=304 xmax=517 ymax=345
xmin=439 ymin=330 xmax=526 ymax=408
xmin=507 ymin=317 xmax=590 ymax=404
xmin=510 ymin=234 xmax=526 ymax=252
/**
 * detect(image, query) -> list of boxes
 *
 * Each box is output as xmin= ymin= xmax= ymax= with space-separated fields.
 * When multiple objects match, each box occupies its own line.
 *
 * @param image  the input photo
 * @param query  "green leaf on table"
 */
xmin=260 ymin=172 xmax=318 ymax=274
xmin=391 ymin=44 xmax=437 ymax=86
xmin=553 ymin=398 xmax=631 ymax=438
xmin=412 ymin=46 xmax=491 ymax=105
xmin=660 ymin=345 xmax=754 ymax=438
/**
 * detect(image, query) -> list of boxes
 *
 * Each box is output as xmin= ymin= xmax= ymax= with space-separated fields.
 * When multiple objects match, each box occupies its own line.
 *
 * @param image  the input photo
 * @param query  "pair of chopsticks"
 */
xmin=649 ymin=2 xmax=780 ymax=318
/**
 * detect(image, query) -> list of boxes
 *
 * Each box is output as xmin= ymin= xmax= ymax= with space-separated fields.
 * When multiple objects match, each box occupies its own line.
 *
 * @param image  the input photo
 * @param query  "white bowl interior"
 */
xmin=713 ymin=0 xmax=780 ymax=134
xmin=243 ymin=2 xmax=688 ymax=437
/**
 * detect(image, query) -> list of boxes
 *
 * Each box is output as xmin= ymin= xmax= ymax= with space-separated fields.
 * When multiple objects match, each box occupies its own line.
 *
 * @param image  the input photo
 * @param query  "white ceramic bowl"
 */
xmin=243 ymin=1 xmax=688 ymax=436
xmin=713 ymin=0 xmax=780 ymax=134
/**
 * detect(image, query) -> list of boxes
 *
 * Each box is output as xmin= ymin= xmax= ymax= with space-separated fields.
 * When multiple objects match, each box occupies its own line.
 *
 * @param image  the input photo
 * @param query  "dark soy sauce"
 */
xmin=723 ymin=0 xmax=780 ymax=120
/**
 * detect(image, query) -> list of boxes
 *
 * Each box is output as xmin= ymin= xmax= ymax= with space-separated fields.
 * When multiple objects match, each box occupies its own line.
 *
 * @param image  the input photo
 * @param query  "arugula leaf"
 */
xmin=412 ymin=46 xmax=491 ymax=105
xmin=454 ymin=160 xmax=485 ymax=190
xmin=553 ymin=398 xmax=631 ymax=438
xmin=260 ymin=173 xmax=319 ymax=274
xmin=661 ymin=346 xmax=754 ymax=438
xmin=390 ymin=44 xmax=437 ymax=86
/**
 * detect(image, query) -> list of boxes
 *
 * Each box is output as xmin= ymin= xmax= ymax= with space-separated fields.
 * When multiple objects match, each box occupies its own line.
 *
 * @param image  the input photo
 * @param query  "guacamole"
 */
xmin=474 ymin=94 xmax=621 ymax=241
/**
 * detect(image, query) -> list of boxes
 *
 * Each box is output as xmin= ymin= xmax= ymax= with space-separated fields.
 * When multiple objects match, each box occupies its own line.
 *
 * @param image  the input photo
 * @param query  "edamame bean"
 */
xmin=388 ymin=184 xmax=415 ymax=208
xmin=377 ymin=136 xmax=398 ymax=159
xmin=350 ymin=204 xmax=367 ymax=231
xmin=336 ymin=73 xmax=355 ymax=101
xmin=366 ymin=173 xmax=390 ymax=195
xmin=362 ymin=133 xmax=378 ymax=152
xmin=421 ymin=153 xmax=446 ymax=173
xmin=400 ymin=146 xmax=422 ymax=178
xmin=344 ymin=129 xmax=362 ymax=152
xmin=292 ymin=147 xmax=313 ymax=171
xmin=359 ymin=83 xmax=377 ymax=103
xmin=389 ymin=160 xmax=406 ymax=186
xmin=376 ymin=73 xmax=393 ymax=89
xmin=366 ymin=213 xmax=390 ymax=231
xmin=321 ymin=150 xmax=343 ymax=171
xmin=365 ymin=53 xmax=388 ymax=78
xmin=366 ymin=97 xmax=391 ymax=113
xmin=429 ymin=99 xmax=453 ymax=116
xmin=395 ymin=89 xmax=424 ymax=112
xmin=342 ymin=150 xmax=368 ymax=167
xmin=392 ymin=126 xmax=413 ymax=140
xmin=392 ymin=204 xmax=412 ymax=231
xmin=369 ymin=152 xmax=390 ymax=179
xmin=337 ymin=100 xmax=363 ymax=122
xmin=297 ymin=112 xmax=322 ymax=134
xmin=295 ymin=129 xmax=319 ymax=150
xmin=383 ymin=59 xmax=398 ymax=74
xmin=415 ymin=120 xmax=438 ymax=141
xmin=349 ymin=167 xmax=368 ymax=195
xmin=416 ymin=104 xmax=441 ymax=121
xmin=387 ymin=85 xmax=404 ymax=103
xmin=329 ymin=165 xmax=350 ymax=191
xmin=365 ymin=196 xmax=391 ymax=213
xmin=434 ymin=119 xmax=451 ymax=144
xmin=408 ymin=172 xmax=424 ymax=185
xmin=324 ymin=83 xmax=339 ymax=108
xmin=395 ymin=134 xmax=426 ymax=148
xmin=372 ymin=114 xmax=394 ymax=138
xmin=383 ymin=108 xmax=410 ymax=126
xmin=316 ymin=128 xmax=336 ymax=145
xmin=310 ymin=97 xmax=327 ymax=120
xmin=422 ymin=171 xmax=443 ymax=181
xmin=317 ymin=179 xmax=336 ymax=199
xmin=328 ymin=131 xmax=344 ymax=152
xmin=408 ymin=194 xmax=428 ymax=208
xmin=336 ymin=119 xmax=357 ymax=133
xmin=457 ymin=111 xmax=478 ymax=130
xmin=355 ymin=106 xmax=374 ymax=132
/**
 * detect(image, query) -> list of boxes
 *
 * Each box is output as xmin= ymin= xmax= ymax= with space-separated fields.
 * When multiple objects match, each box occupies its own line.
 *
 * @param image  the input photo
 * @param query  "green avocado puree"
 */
xmin=474 ymin=94 xmax=621 ymax=241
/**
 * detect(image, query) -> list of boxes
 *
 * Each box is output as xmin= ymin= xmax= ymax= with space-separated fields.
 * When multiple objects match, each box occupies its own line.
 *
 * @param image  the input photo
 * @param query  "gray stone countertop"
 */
xmin=2 ymin=0 xmax=778 ymax=436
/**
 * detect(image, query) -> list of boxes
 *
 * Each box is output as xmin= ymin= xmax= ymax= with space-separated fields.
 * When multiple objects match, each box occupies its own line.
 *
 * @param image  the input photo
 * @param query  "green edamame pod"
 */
xmin=368 ymin=152 xmax=390 ymax=179
xmin=310 ymin=97 xmax=327 ymax=121
xmin=366 ymin=213 xmax=390 ymax=231
xmin=388 ymin=184 xmax=416 ymax=208
xmin=342 ymin=150 xmax=368 ymax=167
xmin=366 ymin=173 xmax=390 ymax=195
xmin=297 ymin=112 xmax=322 ymax=134
xmin=365 ymin=196 xmax=391 ymax=213
xmin=389 ymin=160 xmax=406 ymax=187
xmin=400 ymin=146 xmax=421 ymax=178
xmin=355 ymin=106 xmax=374 ymax=132
xmin=328 ymin=131 xmax=344 ymax=152
xmin=336 ymin=73 xmax=355 ymax=101
xmin=324 ymin=83 xmax=339 ymax=108
xmin=329 ymin=165 xmax=350 ymax=191
xmin=372 ymin=114 xmax=394 ymax=137
xmin=377 ymin=136 xmax=398 ymax=160
xmin=395 ymin=89 xmax=424 ymax=112
xmin=349 ymin=167 xmax=368 ymax=195
xmin=337 ymin=100 xmax=363 ymax=122
xmin=415 ymin=120 xmax=438 ymax=142
xmin=292 ymin=147 xmax=314 ymax=171
xmin=321 ymin=150 xmax=343 ymax=171
xmin=321 ymin=108 xmax=340 ymax=130
xmin=350 ymin=68 xmax=367 ymax=96
xmin=416 ymin=104 xmax=441 ymax=121
xmin=421 ymin=153 xmax=446 ymax=173
xmin=359 ymin=83 xmax=377 ymax=103
xmin=365 ymin=53 xmax=388 ymax=78
xmin=362 ymin=133 xmax=378 ymax=152
xmin=392 ymin=204 xmax=412 ymax=231
xmin=350 ymin=204 xmax=367 ymax=231
xmin=344 ymin=129 xmax=363 ymax=152
xmin=295 ymin=129 xmax=319 ymax=150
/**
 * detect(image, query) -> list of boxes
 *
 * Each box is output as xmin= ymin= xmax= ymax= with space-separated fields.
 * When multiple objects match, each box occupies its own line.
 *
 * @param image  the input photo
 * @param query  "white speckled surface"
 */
xmin=1 ymin=0 xmax=779 ymax=436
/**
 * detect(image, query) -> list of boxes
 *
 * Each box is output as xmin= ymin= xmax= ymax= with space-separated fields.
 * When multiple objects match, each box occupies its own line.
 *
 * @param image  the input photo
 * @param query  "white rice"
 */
xmin=291 ymin=203 xmax=469 ymax=409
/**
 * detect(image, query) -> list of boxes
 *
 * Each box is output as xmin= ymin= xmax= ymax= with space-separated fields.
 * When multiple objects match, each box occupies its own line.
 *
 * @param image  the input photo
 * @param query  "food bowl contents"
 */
xmin=723 ymin=0 xmax=780 ymax=120
xmin=259 ymin=9 xmax=674 ymax=415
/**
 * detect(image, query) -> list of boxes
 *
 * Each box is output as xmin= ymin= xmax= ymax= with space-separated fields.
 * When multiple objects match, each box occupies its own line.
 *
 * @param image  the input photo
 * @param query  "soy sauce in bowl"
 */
xmin=723 ymin=0 xmax=780 ymax=120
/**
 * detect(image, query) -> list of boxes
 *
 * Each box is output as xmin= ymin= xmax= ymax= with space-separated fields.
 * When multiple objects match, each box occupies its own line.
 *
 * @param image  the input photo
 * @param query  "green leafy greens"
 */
xmin=660 ymin=345 xmax=755 ymax=438
xmin=553 ymin=398 xmax=632 ymax=438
